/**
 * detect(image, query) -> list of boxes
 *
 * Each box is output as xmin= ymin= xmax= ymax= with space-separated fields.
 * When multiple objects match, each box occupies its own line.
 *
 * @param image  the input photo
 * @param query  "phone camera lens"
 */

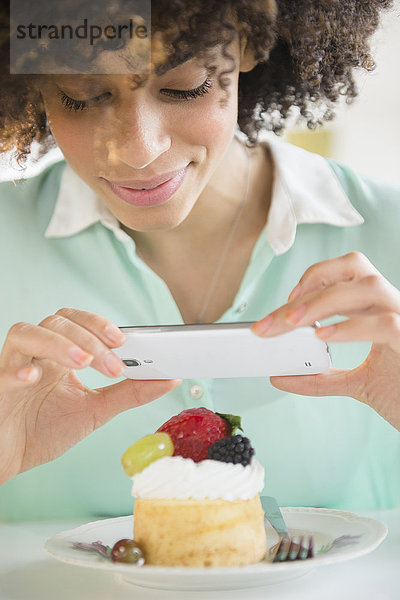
xmin=122 ymin=359 xmax=141 ymax=367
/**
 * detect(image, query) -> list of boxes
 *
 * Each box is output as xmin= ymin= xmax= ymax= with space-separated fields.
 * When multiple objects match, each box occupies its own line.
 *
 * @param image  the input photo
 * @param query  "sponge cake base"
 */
xmin=133 ymin=495 xmax=267 ymax=567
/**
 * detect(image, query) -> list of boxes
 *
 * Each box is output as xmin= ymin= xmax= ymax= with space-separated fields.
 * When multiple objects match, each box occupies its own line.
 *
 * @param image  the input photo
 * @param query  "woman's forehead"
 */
xmin=44 ymin=43 xmax=225 ymax=88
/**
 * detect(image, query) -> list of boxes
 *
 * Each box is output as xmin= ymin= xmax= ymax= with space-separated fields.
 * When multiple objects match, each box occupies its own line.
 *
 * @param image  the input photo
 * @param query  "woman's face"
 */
xmin=39 ymin=35 xmax=255 ymax=233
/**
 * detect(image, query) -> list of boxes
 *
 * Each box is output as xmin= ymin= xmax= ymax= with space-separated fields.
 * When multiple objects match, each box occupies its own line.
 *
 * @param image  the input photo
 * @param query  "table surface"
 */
xmin=0 ymin=508 xmax=399 ymax=600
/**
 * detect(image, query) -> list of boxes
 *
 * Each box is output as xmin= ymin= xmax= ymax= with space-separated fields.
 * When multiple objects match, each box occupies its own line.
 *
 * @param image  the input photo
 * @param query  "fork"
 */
xmin=270 ymin=533 xmax=314 ymax=562
xmin=262 ymin=496 xmax=314 ymax=562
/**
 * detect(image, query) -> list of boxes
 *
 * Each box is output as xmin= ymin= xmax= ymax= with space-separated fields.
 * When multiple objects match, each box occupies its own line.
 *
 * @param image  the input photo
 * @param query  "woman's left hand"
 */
xmin=251 ymin=251 xmax=400 ymax=431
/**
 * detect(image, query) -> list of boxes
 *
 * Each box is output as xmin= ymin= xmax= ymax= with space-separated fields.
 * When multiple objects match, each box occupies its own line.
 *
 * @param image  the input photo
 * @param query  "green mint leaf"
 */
xmin=216 ymin=412 xmax=243 ymax=435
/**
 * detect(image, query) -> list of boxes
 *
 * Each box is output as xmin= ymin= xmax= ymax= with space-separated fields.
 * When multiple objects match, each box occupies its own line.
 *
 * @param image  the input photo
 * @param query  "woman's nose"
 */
xmin=105 ymin=101 xmax=171 ymax=169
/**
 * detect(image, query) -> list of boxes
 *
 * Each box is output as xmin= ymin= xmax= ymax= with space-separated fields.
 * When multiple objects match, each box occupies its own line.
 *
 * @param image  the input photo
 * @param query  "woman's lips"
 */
xmin=104 ymin=166 xmax=189 ymax=207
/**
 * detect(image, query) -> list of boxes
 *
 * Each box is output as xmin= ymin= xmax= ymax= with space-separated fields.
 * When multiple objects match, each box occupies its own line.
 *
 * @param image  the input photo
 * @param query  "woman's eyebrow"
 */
xmin=155 ymin=52 xmax=195 ymax=77
xmin=154 ymin=46 xmax=219 ymax=77
xmin=54 ymin=74 xmax=113 ymax=86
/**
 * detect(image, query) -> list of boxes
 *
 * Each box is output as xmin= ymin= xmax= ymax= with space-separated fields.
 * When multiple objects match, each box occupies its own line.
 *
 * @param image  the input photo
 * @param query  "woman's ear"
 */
xmin=239 ymin=1 xmax=277 ymax=72
xmin=239 ymin=38 xmax=258 ymax=73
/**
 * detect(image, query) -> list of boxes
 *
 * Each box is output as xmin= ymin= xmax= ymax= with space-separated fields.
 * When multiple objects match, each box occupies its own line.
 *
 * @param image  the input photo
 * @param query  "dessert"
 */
xmin=121 ymin=408 xmax=266 ymax=567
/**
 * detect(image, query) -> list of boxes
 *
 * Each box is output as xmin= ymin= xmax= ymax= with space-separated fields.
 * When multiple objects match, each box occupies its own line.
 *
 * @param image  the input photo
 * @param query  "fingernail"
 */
xmin=104 ymin=352 xmax=124 ymax=377
xmin=316 ymin=325 xmax=336 ymax=339
xmin=251 ymin=315 xmax=273 ymax=336
xmin=105 ymin=324 xmax=125 ymax=344
xmin=285 ymin=304 xmax=306 ymax=324
xmin=289 ymin=284 xmax=301 ymax=301
xmin=17 ymin=366 xmax=38 ymax=382
xmin=69 ymin=347 xmax=94 ymax=366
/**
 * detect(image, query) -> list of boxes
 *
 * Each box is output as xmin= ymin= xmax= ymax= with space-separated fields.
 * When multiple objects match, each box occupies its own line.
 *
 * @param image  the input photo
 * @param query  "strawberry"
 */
xmin=156 ymin=408 xmax=234 ymax=462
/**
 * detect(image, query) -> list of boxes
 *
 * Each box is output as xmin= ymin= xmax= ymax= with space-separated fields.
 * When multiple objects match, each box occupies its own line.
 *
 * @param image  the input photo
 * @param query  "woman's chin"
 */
xmin=117 ymin=205 xmax=194 ymax=234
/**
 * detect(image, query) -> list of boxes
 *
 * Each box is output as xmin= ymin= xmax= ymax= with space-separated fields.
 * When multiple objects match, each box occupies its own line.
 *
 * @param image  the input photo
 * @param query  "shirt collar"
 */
xmin=44 ymin=163 xmax=130 ymax=243
xmin=263 ymin=135 xmax=364 ymax=254
xmin=44 ymin=137 xmax=364 ymax=254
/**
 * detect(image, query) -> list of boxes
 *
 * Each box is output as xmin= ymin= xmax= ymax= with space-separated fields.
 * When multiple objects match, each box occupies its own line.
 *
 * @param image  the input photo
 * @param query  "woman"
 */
xmin=0 ymin=0 xmax=399 ymax=521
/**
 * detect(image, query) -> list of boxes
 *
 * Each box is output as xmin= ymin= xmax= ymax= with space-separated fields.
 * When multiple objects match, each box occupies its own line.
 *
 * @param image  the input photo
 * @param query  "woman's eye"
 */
xmin=160 ymin=77 xmax=212 ymax=101
xmin=57 ymin=90 xmax=111 ymax=112
xmin=57 ymin=76 xmax=213 ymax=112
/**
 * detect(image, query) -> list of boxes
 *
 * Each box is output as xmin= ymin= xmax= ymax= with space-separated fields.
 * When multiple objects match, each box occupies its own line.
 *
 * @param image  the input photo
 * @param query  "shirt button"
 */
xmin=190 ymin=384 xmax=203 ymax=399
xmin=237 ymin=302 xmax=247 ymax=313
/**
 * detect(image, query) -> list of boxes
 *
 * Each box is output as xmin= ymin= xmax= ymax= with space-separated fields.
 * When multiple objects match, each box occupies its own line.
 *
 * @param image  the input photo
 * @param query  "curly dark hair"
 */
xmin=0 ymin=0 xmax=393 ymax=169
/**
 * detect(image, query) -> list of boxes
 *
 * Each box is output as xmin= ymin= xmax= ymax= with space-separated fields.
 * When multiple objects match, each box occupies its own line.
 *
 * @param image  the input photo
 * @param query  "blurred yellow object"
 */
xmin=286 ymin=127 xmax=335 ymax=158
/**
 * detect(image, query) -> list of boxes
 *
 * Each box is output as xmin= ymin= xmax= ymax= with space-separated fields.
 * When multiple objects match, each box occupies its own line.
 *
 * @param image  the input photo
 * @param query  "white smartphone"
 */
xmin=113 ymin=321 xmax=331 ymax=379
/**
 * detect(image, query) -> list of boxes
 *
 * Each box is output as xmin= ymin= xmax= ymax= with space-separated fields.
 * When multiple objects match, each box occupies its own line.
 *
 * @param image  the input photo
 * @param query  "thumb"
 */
xmin=270 ymin=368 xmax=354 ymax=398
xmin=91 ymin=378 xmax=182 ymax=428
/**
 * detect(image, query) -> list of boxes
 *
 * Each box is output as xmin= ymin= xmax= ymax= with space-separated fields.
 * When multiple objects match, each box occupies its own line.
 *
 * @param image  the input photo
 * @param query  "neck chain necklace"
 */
xmin=195 ymin=145 xmax=251 ymax=324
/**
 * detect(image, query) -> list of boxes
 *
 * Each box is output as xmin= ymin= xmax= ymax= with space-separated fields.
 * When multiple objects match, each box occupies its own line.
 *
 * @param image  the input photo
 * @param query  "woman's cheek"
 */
xmin=178 ymin=86 xmax=238 ymax=150
xmin=47 ymin=111 xmax=95 ymax=173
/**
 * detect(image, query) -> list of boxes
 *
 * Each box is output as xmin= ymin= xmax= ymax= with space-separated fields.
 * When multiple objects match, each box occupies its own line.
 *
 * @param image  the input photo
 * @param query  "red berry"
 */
xmin=156 ymin=408 xmax=231 ymax=462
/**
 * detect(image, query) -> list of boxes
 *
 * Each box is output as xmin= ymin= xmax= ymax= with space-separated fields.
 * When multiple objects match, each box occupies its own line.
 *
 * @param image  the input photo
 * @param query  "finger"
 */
xmin=0 ymin=364 xmax=43 ymax=391
xmin=90 ymin=378 xmax=183 ymax=428
xmin=1 ymin=322 xmax=94 ymax=373
xmin=270 ymin=368 xmax=355 ymax=398
xmin=39 ymin=314 xmax=125 ymax=378
xmin=53 ymin=308 xmax=126 ymax=347
xmin=316 ymin=312 xmax=400 ymax=353
xmin=252 ymin=275 xmax=400 ymax=337
xmin=288 ymin=251 xmax=379 ymax=301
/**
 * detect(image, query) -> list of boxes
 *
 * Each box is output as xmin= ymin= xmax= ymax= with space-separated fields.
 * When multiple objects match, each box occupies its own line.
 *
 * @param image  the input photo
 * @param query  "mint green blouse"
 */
xmin=0 ymin=139 xmax=399 ymax=521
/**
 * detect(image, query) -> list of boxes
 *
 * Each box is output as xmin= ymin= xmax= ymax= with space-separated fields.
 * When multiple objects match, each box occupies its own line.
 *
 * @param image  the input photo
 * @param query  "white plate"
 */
xmin=44 ymin=508 xmax=387 ymax=591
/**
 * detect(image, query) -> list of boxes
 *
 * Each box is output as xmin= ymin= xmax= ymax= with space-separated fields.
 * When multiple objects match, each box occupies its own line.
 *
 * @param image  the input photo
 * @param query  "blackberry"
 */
xmin=208 ymin=435 xmax=255 ymax=467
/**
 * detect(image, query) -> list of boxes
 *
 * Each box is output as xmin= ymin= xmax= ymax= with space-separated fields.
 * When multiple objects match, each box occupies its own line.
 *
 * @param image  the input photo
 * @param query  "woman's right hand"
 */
xmin=0 ymin=308 xmax=182 ymax=485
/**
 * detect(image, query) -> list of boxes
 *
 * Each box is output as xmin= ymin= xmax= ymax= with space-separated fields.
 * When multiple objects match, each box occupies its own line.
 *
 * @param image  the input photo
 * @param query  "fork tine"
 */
xmin=306 ymin=536 xmax=314 ymax=559
xmin=287 ymin=538 xmax=300 ymax=561
xmin=272 ymin=538 xmax=284 ymax=562
xmin=273 ymin=537 xmax=291 ymax=562
xmin=296 ymin=535 xmax=314 ymax=560
xmin=272 ymin=535 xmax=314 ymax=562
xmin=295 ymin=536 xmax=305 ymax=559
xmin=297 ymin=536 xmax=310 ymax=560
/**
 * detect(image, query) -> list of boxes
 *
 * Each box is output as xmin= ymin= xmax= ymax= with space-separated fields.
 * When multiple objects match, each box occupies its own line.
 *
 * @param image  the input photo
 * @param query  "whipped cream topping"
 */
xmin=131 ymin=456 xmax=265 ymax=501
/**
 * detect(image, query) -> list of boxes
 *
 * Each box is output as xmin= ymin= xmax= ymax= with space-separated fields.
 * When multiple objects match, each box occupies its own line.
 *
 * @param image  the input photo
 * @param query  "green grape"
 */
xmin=121 ymin=432 xmax=174 ymax=476
xmin=111 ymin=539 xmax=145 ymax=565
